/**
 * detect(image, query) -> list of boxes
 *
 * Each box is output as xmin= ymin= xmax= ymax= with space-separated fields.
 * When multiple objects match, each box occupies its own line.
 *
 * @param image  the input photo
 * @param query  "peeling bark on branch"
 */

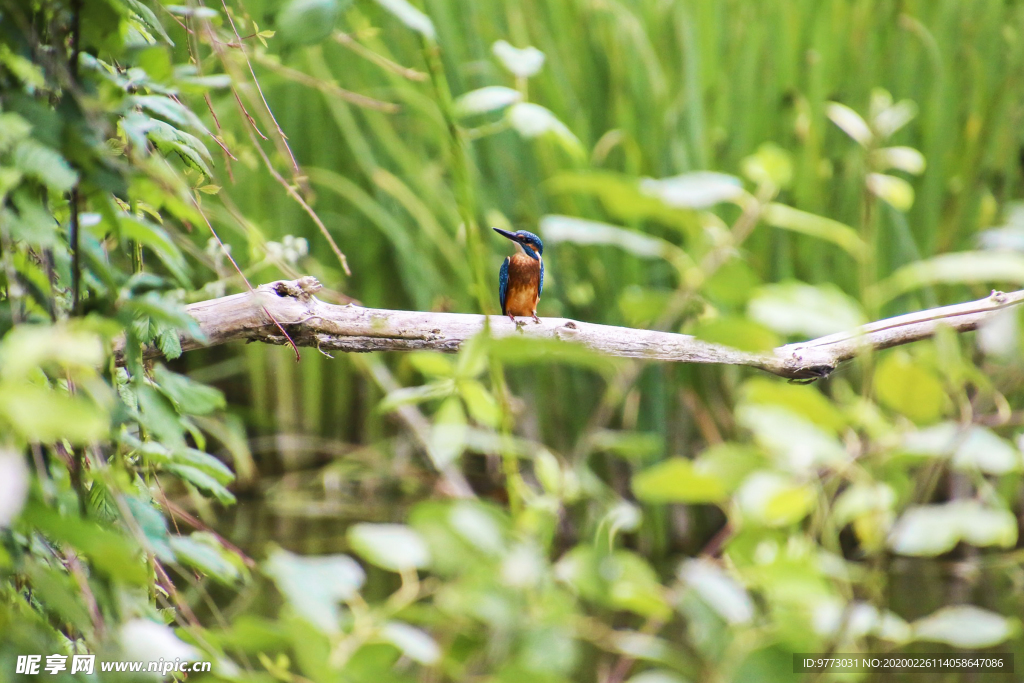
xmin=126 ymin=277 xmax=1024 ymax=381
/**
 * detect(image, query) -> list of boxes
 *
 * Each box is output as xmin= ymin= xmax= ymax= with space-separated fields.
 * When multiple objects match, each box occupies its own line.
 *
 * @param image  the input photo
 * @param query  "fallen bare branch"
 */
xmin=125 ymin=277 xmax=1024 ymax=381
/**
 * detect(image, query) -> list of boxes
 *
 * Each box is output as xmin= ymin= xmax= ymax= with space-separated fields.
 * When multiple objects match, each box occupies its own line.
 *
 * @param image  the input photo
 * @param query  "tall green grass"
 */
xmin=198 ymin=0 xmax=1024 ymax=460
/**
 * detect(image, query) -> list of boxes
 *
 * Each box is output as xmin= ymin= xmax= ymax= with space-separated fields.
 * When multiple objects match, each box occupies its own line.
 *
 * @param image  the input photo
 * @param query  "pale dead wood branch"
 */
xmin=120 ymin=277 xmax=1024 ymax=381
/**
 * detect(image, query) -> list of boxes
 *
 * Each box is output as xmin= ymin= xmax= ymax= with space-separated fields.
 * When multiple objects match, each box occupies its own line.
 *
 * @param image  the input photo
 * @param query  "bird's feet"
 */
xmin=532 ymin=313 xmax=541 ymax=324
xmin=507 ymin=313 xmax=527 ymax=331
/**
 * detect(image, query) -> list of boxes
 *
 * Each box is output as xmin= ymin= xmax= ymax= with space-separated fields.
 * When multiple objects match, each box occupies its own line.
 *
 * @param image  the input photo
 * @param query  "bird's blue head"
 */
xmin=493 ymin=228 xmax=543 ymax=260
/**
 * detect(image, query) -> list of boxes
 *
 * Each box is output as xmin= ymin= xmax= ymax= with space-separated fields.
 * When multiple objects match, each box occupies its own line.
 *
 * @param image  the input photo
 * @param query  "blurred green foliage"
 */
xmin=4 ymin=0 xmax=1024 ymax=682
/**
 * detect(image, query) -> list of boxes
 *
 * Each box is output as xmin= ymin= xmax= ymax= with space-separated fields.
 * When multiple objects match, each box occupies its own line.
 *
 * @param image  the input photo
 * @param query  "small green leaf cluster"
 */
xmin=0 ymin=0 xmax=247 ymax=674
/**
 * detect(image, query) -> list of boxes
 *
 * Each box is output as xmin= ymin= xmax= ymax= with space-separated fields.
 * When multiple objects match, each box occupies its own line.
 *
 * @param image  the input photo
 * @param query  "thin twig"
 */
xmin=332 ymin=31 xmax=428 ymax=81
xmin=252 ymin=52 xmax=399 ymax=112
xmin=161 ymin=496 xmax=257 ymax=568
xmin=216 ymin=0 xmax=299 ymax=171
xmin=232 ymin=87 xmax=268 ymax=139
xmin=246 ymin=127 xmax=351 ymax=275
xmin=188 ymin=189 xmax=302 ymax=361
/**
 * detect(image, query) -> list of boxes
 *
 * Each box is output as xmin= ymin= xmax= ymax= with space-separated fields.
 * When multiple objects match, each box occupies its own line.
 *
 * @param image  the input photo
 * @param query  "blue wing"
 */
xmin=498 ymin=257 xmax=510 ymax=315
xmin=538 ymin=259 xmax=544 ymax=297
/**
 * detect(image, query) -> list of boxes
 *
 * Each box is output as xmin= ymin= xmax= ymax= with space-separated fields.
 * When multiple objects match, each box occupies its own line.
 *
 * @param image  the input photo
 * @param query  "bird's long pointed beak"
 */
xmin=492 ymin=227 xmax=518 ymax=241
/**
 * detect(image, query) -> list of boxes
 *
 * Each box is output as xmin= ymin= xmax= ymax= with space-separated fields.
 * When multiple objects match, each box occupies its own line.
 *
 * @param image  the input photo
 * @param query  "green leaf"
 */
xmin=407 ymin=352 xmax=455 ymax=378
xmin=348 ymin=523 xmax=430 ymax=572
xmin=888 ymin=501 xmax=1017 ymax=556
xmin=605 ymin=551 xmax=671 ymax=619
xmin=678 ymin=558 xmax=754 ymax=625
xmin=736 ymin=405 xmax=845 ymax=472
xmin=589 ymin=430 xmax=663 ymax=461
xmin=813 ymin=599 xmax=910 ymax=643
xmin=374 ymin=0 xmax=436 ymax=40
xmin=871 ymin=96 xmax=917 ymax=138
xmin=13 ymin=139 xmax=78 ymax=192
xmin=736 ymin=472 xmax=814 ymax=526
xmin=692 ymin=316 xmax=779 ymax=353
xmin=7 ymin=191 xmax=59 ymax=247
xmin=124 ymin=494 xmax=172 ymax=560
xmin=0 ymin=383 xmax=108 ymax=443
xmin=119 ymin=619 xmax=198 ymax=663
xmin=378 ymin=381 xmax=454 ymax=413
xmin=0 ymin=449 xmax=29 ymax=527
xmin=762 ymin=203 xmax=866 ymax=259
xmin=276 ymin=0 xmax=343 ymax=45
xmin=740 ymin=143 xmax=793 ymax=189
xmin=21 ymin=503 xmax=148 ymax=584
xmin=871 ymin=146 xmax=926 ymax=175
xmin=137 ymin=384 xmax=186 ymax=447
xmin=0 ymin=113 xmax=32 ymax=153
xmin=123 ymin=293 xmax=203 ymax=340
xmin=0 ymin=45 xmax=46 ymax=89
xmin=153 ymin=365 xmax=225 ymax=415
xmin=172 ymin=445 xmax=234 ymax=482
xmin=164 ymin=464 xmax=236 ymax=504
xmin=866 ymin=173 xmax=914 ymax=211
xmin=950 ymin=427 xmax=1023 ymax=474
xmin=131 ymin=95 xmax=208 ymax=135
xmin=703 ymin=258 xmax=761 ymax=307
xmin=618 ymin=287 xmax=674 ymax=327
xmin=448 ymin=502 xmax=506 ymax=555
xmin=739 ymin=377 xmax=847 ymax=434
xmin=875 ymin=352 xmax=949 ymax=425
xmin=428 ymin=396 xmax=466 ymax=468
xmin=157 ymin=330 xmax=183 ymax=359
xmin=833 ymin=483 xmax=896 ymax=527
xmin=508 ymin=103 xmax=582 ymax=155
xmin=166 ymin=5 xmax=219 ymax=19
xmin=455 ymin=333 xmax=488 ymax=378
xmin=692 ymin=444 xmax=766 ymax=492
xmin=169 ymin=533 xmax=241 ymax=584
xmin=264 ymin=548 xmax=365 ymax=633
xmin=380 ymin=622 xmax=440 ymax=665
xmin=487 ymin=335 xmax=618 ymax=375
xmin=492 ymin=40 xmax=545 ymax=78
xmin=23 ymin=561 xmax=93 ymax=630
xmin=826 ymin=102 xmax=871 ymax=146
xmin=540 ymin=215 xmax=681 ymax=261
xmin=125 ymin=0 xmax=175 ymax=45
xmin=876 ymin=251 xmax=1024 ymax=303
xmin=458 ymin=379 xmax=501 ymax=427
xmin=556 ymin=547 xmax=669 ymax=619
xmin=912 ymin=606 xmax=1014 ymax=648
xmin=0 ymin=322 xmax=105 ymax=381
xmin=748 ymin=281 xmax=865 ymax=338
xmin=453 ymin=86 xmax=522 ymax=117
xmin=146 ymin=120 xmax=213 ymax=176
xmin=640 ymin=172 xmax=744 ymax=209
xmin=111 ymin=211 xmax=190 ymax=285
xmin=901 ymin=422 xmax=1022 ymax=474
xmin=133 ymin=437 xmax=234 ymax=484
xmin=546 ymin=172 xmax=696 ymax=227
xmin=632 ymin=459 xmax=727 ymax=504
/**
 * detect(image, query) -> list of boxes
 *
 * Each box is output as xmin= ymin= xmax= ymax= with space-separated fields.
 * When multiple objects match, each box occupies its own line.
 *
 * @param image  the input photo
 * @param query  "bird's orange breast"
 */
xmin=505 ymin=253 xmax=541 ymax=316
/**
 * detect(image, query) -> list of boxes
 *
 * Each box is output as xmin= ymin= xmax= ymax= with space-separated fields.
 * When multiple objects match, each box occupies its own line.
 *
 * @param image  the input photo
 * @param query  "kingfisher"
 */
xmin=493 ymin=227 xmax=544 ymax=324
